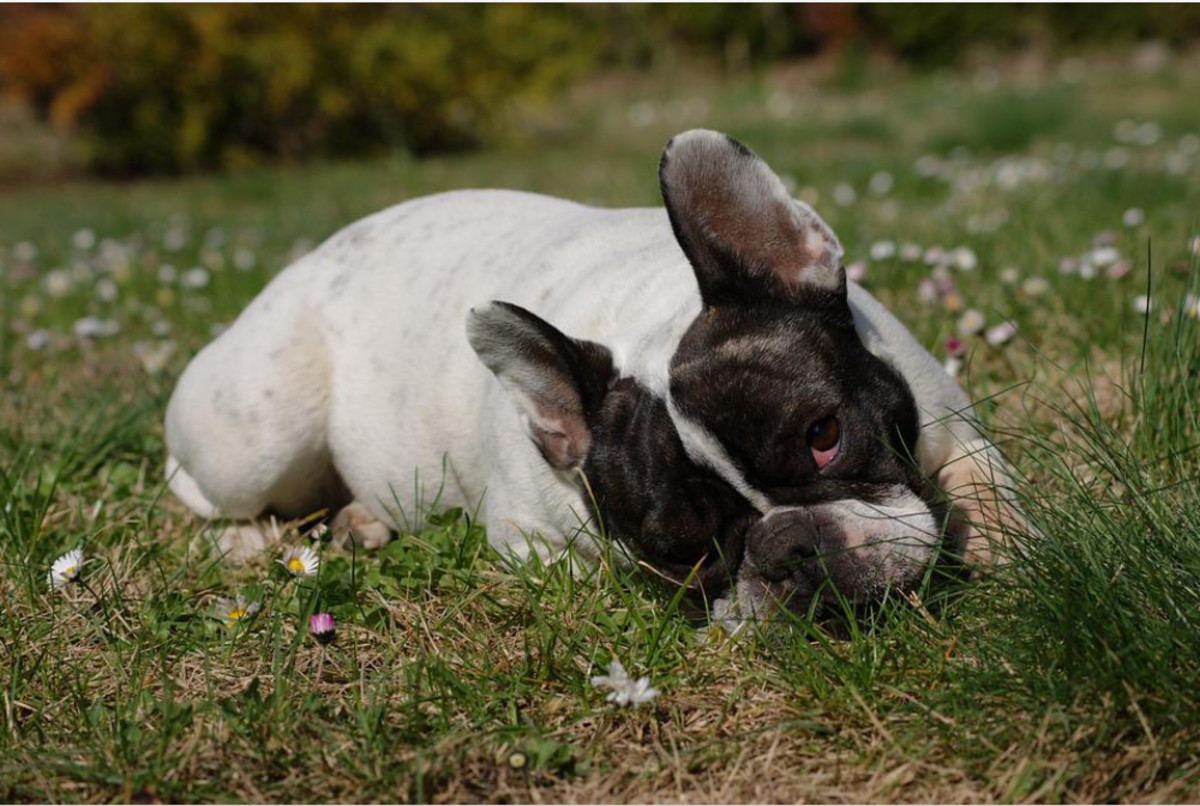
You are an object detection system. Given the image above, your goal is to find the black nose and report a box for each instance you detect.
[746,509,820,583]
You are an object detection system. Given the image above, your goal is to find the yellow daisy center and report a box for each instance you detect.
[227,608,247,621]
[287,558,306,573]
[63,566,77,578]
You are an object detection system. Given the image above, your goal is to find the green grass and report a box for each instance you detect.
[2,53,1200,802]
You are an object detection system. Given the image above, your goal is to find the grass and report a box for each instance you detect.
[2,51,1200,802]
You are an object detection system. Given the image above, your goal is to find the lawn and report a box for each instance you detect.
[2,53,1200,803]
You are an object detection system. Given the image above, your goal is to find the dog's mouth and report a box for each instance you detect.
[709,494,947,627]
[714,562,908,629]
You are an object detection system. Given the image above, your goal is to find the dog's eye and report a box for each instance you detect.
[808,416,841,469]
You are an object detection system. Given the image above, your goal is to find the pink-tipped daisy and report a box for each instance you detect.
[917,279,938,304]
[309,612,336,645]
[278,544,320,578]
[985,322,1018,347]
[1106,259,1133,281]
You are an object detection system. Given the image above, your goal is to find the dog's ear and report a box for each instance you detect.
[466,302,615,471]
[659,129,844,307]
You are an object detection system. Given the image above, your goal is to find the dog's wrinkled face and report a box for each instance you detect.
[468,130,942,621]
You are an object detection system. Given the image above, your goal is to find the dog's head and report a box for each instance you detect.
[467,130,940,622]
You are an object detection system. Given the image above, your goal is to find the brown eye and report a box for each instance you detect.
[808,416,841,468]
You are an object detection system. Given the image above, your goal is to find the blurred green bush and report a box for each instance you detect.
[0,4,604,174]
[1,3,1197,176]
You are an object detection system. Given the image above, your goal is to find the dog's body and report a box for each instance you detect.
[167,131,1021,620]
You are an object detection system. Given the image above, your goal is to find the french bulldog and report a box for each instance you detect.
[165,129,1026,623]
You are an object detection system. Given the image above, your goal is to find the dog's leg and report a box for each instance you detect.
[211,519,287,563]
[169,456,278,562]
[938,438,1030,565]
[330,501,393,550]
[165,287,349,522]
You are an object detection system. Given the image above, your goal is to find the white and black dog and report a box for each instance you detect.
[165,129,1025,622]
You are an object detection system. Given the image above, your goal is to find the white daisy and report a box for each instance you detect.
[25,330,50,351]
[213,594,260,625]
[869,240,896,261]
[957,309,986,337]
[233,248,256,272]
[1090,246,1120,268]
[44,269,73,299]
[132,340,176,374]
[1106,259,1133,281]
[590,660,659,709]
[13,241,38,263]
[73,228,96,250]
[868,170,894,196]
[1133,295,1152,315]
[1021,277,1050,297]
[951,246,978,272]
[1183,294,1198,320]
[181,267,210,290]
[1134,121,1161,146]
[278,544,320,578]
[48,548,84,590]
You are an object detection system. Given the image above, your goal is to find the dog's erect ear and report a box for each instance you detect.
[659,129,845,306]
[466,302,615,471]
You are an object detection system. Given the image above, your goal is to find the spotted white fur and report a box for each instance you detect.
[165,131,1018,616]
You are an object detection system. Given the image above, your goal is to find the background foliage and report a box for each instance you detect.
[2,3,1199,175]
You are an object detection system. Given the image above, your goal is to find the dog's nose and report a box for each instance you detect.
[745,509,820,583]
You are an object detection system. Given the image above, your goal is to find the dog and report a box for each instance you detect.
[164,129,1026,623]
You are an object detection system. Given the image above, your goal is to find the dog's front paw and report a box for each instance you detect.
[939,440,1035,568]
[211,520,281,562]
[331,501,392,550]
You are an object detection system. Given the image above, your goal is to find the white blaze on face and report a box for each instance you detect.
[665,397,773,514]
